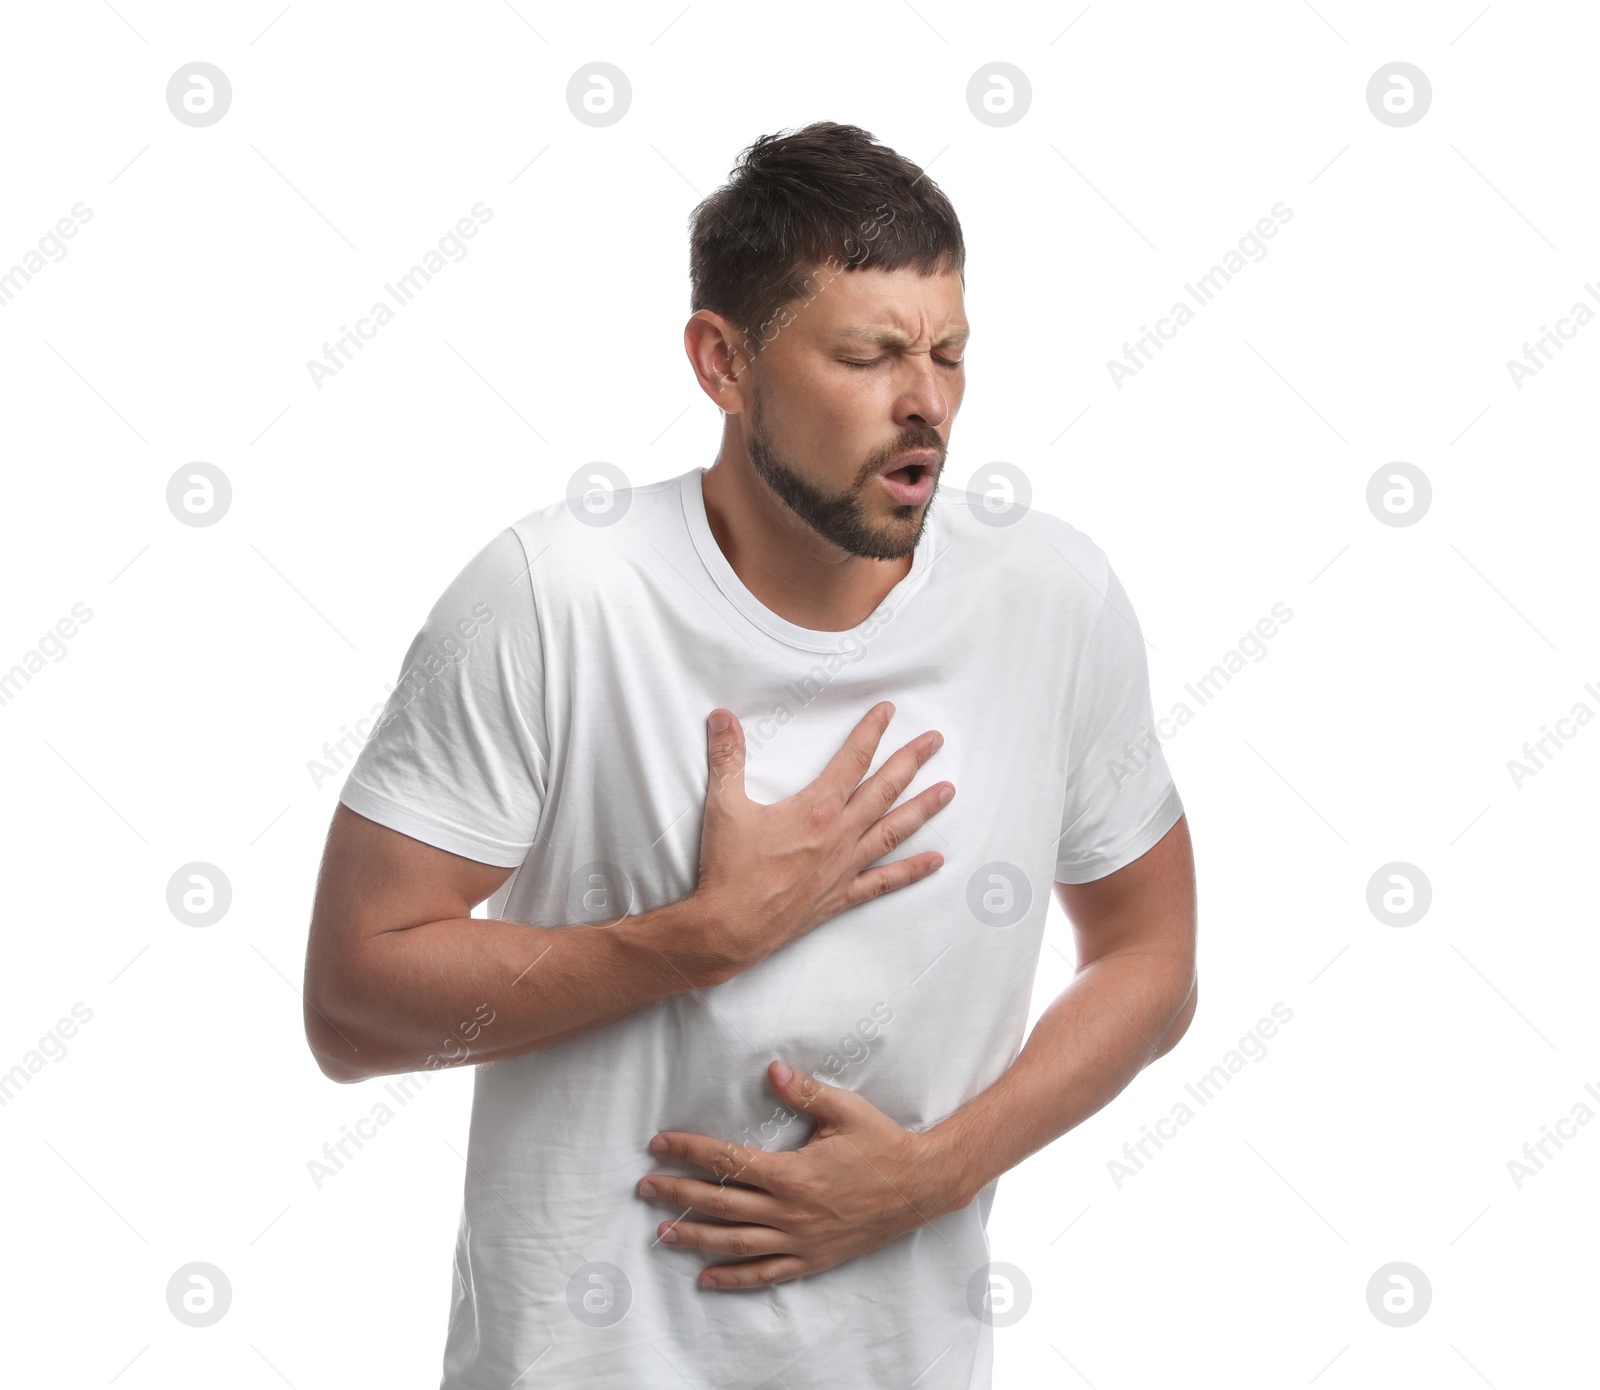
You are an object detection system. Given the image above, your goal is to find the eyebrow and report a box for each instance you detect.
[835,326,971,349]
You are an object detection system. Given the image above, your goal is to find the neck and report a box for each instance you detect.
[699,452,914,633]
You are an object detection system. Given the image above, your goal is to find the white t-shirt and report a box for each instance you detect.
[339,464,1183,1389]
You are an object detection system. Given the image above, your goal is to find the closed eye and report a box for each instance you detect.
[840,357,963,369]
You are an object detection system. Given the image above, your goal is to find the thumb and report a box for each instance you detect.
[769,1060,857,1128]
[705,708,746,801]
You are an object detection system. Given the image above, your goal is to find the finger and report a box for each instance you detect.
[851,777,955,873]
[650,1131,778,1189]
[637,1175,780,1225]
[656,1219,792,1258]
[842,727,946,833]
[769,1061,858,1126]
[700,1255,810,1290]
[846,846,947,909]
[836,777,955,905]
[704,708,746,801]
[811,701,894,804]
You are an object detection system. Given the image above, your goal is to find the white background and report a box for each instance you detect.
[2,1,1595,1385]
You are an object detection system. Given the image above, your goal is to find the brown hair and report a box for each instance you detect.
[688,121,965,366]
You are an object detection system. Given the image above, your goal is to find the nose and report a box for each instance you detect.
[895,360,950,430]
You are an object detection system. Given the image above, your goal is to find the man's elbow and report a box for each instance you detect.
[304,992,375,1084]
[1152,973,1198,1060]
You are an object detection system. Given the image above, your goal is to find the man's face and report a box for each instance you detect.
[740,264,967,561]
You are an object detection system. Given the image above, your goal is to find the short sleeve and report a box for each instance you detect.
[1054,560,1184,883]
[338,526,547,868]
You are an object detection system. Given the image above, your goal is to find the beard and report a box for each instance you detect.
[745,385,943,561]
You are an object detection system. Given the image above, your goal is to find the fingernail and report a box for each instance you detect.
[708,711,730,732]
[938,784,954,804]
[772,1061,792,1084]
[661,1227,678,1243]
[650,1135,668,1152]
[639,1180,656,1198]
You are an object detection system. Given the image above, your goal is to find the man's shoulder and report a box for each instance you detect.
[503,470,683,542]
[487,469,688,588]
[936,480,1113,613]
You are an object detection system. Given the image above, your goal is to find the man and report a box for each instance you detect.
[304,120,1196,1389]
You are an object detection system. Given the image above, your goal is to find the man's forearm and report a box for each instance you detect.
[309,896,727,1082]
[922,950,1197,1208]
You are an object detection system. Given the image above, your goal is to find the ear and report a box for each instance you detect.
[684,311,752,415]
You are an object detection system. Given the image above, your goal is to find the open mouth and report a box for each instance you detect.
[878,457,939,505]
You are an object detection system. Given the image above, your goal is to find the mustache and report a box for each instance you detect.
[864,436,945,477]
